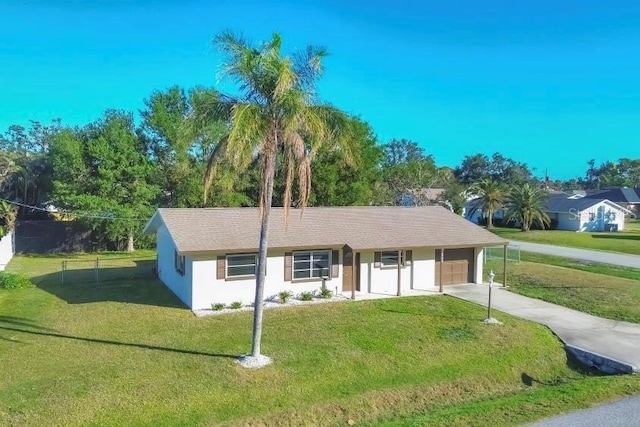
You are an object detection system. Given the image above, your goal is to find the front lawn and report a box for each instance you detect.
[2,256,640,426]
[485,257,640,323]
[491,226,640,255]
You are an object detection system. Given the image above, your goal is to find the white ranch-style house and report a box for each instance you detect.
[144,206,507,310]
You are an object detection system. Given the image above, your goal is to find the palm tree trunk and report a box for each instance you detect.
[250,153,277,358]
[487,210,493,229]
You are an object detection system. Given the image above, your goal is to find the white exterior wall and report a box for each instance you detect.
[156,224,191,307]
[553,202,626,232]
[190,249,343,310]
[474,247,484,284]
[555,212,580,231]
[0,232,14,271]
[358,248,438,295]
[578,202,626,232]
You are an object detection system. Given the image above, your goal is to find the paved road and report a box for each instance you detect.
[510,240,640,269]
[527,394,640,427]
[446,284,640,373]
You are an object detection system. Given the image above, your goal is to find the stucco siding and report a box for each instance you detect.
[556,212,581,231]
[190,249,343,310]
[358,249,434,294]
[0,232,14,271]
[156,224,191,307]
[578,202,626,232]
[409,248,436,290]
[474,247,484,284]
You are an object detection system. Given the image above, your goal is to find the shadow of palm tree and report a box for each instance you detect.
[0,316,56,331]
[0,325,240,359]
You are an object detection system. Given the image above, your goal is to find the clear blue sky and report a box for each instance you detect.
[2,0,640,180]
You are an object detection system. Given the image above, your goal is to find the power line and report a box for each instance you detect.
[0,197,148,221]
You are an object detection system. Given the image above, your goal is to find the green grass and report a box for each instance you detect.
[2,254,640,426]
[491,225,640,255]
[486,257,640,323]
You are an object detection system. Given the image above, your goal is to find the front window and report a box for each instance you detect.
[381,250,404,268]
[227,254,257,278]
[293,250,330,280]
[588,212,595,221]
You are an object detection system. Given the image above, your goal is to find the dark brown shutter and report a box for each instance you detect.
[331,250,339,278]
[216,255,225,280]
[405,250,412,266]
[374,251,381,268]
[284,252,292,281]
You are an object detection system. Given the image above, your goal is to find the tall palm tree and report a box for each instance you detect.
[504,184,550,231]
[0,200,17,234]
[468,178,505,229]
[182,32,351,364]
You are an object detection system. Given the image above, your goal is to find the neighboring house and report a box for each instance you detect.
[463,198,506,225]
[143,206,506,310]
[545,194,630,232]
[585,188,640,215]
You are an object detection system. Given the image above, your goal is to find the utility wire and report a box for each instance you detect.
[0,197,148,221]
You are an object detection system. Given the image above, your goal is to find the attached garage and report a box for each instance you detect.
[435,248,474,286]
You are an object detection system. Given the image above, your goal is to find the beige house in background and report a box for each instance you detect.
[144,206,507,310]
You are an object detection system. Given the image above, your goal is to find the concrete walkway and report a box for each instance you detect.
[446,284,640,373]
[510,240,640,269]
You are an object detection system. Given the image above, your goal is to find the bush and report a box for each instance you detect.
[230,301,243,310]
[278,290,293,304]
[318,287,333,299]
[211,303,225,311]
[0,272,34,290]
[298,291,314,301]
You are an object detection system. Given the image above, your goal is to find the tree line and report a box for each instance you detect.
[1,78,638,249]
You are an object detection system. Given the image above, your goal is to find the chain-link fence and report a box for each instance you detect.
[60,256,157,284]
[483,244,520,264]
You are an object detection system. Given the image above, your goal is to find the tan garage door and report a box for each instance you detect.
[435,248,474,286]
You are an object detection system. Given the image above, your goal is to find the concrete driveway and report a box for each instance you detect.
[509,240,640,269]
[446,284,640,373]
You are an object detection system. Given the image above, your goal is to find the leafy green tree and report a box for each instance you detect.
[504,184,550,231]
[308,117,383,206]
[50,111,159,251]
[381,139,449,205]
[455,152,535,186]
[468,178,505,229]
[0,119,61,205]
[182,32,352,362]
[140,86,244,208]
[439,181,468,215]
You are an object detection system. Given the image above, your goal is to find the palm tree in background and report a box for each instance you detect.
[504,184,550,231]
[182,32,352,363]
[0,200,18,235]
[468,178,505,229]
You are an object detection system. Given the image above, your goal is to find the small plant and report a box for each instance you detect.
[229,301,243,310]
[0,272,34,290]
[278,290,293,304]
[211,303,225,311]
[298,291,314,301]
[318,287,333,299]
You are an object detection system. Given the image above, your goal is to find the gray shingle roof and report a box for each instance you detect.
[544,195,607,213]
[144,206,507,254]
[585,188,640,204]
